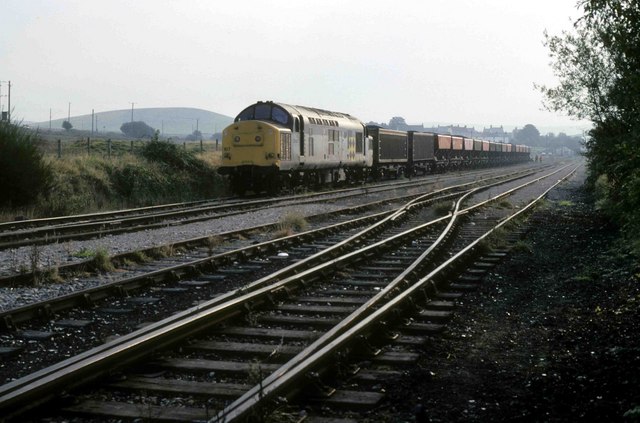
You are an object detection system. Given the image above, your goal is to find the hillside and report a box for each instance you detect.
[30,107,234,137]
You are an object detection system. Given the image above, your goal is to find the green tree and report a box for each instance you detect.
[388,117,407,130]
[514,124,541,145]
[120,121,156,138]
[185,129,202,141]
[62,120,73,131]
[538,0,640,248]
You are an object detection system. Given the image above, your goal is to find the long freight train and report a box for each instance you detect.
[218,101,530,195]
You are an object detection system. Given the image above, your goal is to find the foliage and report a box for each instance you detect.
[388,116,408,130]
[273,212,309,238]
[0,121,53,208]
[92,248,114,272]
[62,120,73,131]
[120,120,155,138]
[185,129,203,141]
[514,124,541,145]
[8,150,225,219]
[40,156,118,216]
[538,0,640,251]
[141,140,209,172]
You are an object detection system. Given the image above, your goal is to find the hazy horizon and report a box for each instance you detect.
[2,1,590,135]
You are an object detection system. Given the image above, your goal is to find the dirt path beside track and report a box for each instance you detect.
[378,168,640,422]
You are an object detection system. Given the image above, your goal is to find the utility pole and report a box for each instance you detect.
[68,102,71,123]
[91,109,95,135]
[0,81,10,122]
[130,102,135,122]
[49,108,52,131]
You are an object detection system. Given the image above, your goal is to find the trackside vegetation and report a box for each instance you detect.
[0,121,225,221]
[0,120,53,209]
[539,0,640,253]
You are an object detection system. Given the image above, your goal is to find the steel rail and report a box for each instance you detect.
[0,175,484,325]
[1,163,539,286]
[0,187,471,419]
[0,214,454,420]
[0,164,548,249]
[215,163,581,421]
[0,164,556,419]
[0,165,540,284]
[0,170,457,241]
[0,163,538,232]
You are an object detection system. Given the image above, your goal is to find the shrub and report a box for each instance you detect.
[279,212,309,232]
[141,140,204,172]
[0,121,53,208]
[92,248,114,272]
[40,156,116,216]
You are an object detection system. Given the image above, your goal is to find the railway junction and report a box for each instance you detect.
[0,159,637,422]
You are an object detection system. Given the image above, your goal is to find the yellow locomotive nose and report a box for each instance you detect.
[218,120,283,195]
[221,121,279,165]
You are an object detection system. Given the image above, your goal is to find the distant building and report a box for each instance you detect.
[370,118,512,142]
[424,125,480,138]
[482,125,511,143]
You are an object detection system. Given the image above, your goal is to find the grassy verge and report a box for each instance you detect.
[0,138,226,222]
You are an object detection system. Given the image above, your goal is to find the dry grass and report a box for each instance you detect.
[197,151,223,167]
[272,212,309,239]
[206,235,224,255]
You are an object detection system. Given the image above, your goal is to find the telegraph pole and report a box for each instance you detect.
[0,80,10,121]
[130,102,135,122]
[7,81,10,122]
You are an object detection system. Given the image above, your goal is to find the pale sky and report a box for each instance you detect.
[2,0,587,134]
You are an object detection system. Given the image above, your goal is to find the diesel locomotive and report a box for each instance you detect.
[218,101,530,195]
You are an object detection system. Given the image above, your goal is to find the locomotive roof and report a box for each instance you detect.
[258,101,363,124]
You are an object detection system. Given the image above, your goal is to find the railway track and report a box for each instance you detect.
[0,161,579,421]
[0,164,550,287]
[0,163,544,252]
[0,174,489,381]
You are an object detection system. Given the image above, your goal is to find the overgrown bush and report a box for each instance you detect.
[0,134,226,220]
[141,140,206,172]
[0,121,53,208]
[39,156,118,216]
[138,140,223,199]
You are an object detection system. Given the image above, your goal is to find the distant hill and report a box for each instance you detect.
[31,107,234,137]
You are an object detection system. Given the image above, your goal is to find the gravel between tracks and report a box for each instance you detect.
[0,202,346,311]
[374,167,640,421]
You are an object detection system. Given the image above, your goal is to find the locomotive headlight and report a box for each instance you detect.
[255,136,262,142]
[233,136,241,143]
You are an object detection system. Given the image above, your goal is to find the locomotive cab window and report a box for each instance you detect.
[235,106,255,121]
[271,107,289,126]
[234,103,291,128]
[254,103,271,120]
